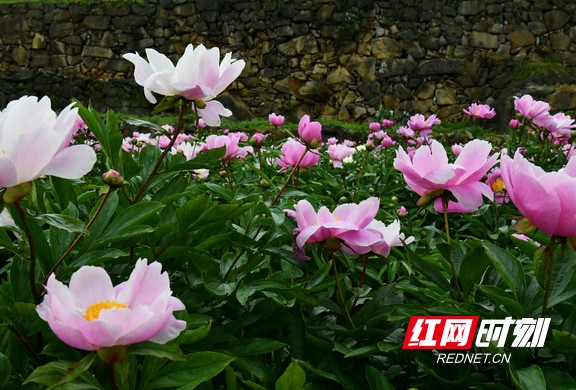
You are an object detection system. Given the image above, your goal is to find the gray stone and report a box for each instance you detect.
[327,67,354,86]
[82,46,113,59]
[372,37,402,59]
[544,9,570,30]
[469,32,499,49]
[49,22,74,39]
[458,1,486,15]
[31,32,47,49]
[435,88,456,105]
[508,29,535,48]
[551,32,571,50]
[11,46,27,66]
[347,55,376,81]
[417,59,463,75]
[378,59,415,76]
[84,15,110,30]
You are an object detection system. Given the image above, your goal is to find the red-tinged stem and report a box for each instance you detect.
[42,187,114,292]
[352,255,369,310]
[270,147,309,207]
[133,102,186,203]
[332,252,356,329]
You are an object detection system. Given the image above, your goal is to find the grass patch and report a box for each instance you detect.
[512,60,574,82]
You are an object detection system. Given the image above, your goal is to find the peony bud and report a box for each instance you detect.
[102,169,124,187]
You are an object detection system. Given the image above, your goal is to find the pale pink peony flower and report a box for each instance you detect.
[327,144,355,168]
[298,115,322,148]
[533,112,575,137]
[513,94,550,121]
[381,119,395,127]
[500,152,576,237]
[326,137,338,145]
[286,197,381,251]
[407,114,440,137]
[394,139,498,213]
[511,233,541,247]
[463,103,496,119]
[269,113,285,127]
[276,139,319,172]
[342,219,414,257]
[36,259,186,351]
[123,44,245,126]
[0,96,96,188]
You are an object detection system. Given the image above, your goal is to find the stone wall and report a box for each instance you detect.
[1,0,576,124]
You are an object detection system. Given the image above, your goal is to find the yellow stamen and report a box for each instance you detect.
[491,178,505,193]
[84,300,127,321]
[475,109,480,116]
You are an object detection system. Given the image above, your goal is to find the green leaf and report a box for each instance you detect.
[403,245,450,291]
[168,147,226,172]
[146,352,235,390]
[513,364,545,390]
[275,361,306,390]
[129,341,186,361]
[0,351,11,389]
[100,201,163,238]
[482,242,525,299]
[365,365,394,390]
[476,285,524,317]
[541,366,576,390]
[69,249,127,267]
[123,117,164,132]
[35,214,88,234]
[23,352,96,389]
[222,338,287,357]
[459,246,491,298]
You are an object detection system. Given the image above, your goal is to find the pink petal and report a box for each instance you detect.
[69,266,116,309]
[38,144,97,179]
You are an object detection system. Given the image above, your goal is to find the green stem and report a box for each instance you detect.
[442,198,463,302]
[109,364,118,390]
[134,102,186,203]
[332,252,356,329]
[14,201,40,304]
[42,187,114,291]
[223,162,236,192]
[542,236,556,318]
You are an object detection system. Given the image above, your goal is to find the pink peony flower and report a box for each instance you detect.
[123,44,245,126]
[397,126,414,138]
[0,96,96,189]
[269,113,285,127]
[250,132,266,146]
[397,206,407,216]
[286,198,381,251]
[407,114,440,137]
[298,115,322,148]
[451,143,463,156]
[368,122,381,132]
[36,259,186,351]
[500,152,576,237]
[381,119,395,127]
[394,139,498,213]
[513,94,550,121]
[486,167,508,203]
[276,139,319,172]
[202,134,242,160]
[327,144,355,168]
[463,103,496,119]
[509,119,519,129]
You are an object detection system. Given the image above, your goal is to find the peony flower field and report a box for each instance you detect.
[2,44,576,389]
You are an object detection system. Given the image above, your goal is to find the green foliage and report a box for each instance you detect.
[1,102,576,390]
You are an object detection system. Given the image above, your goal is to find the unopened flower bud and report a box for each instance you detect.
[260,179,270,188]
[3,182,32,204]
[102,169,124,187]
[193,99,206,109]
[97,345,128,365]
[339,196,348,203]
[368,188,375,194]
